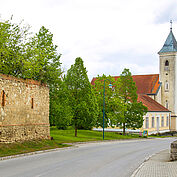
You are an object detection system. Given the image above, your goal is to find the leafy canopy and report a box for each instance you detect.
[93,69,147,134]
[92,74,115,128]
[0,18,61,85]
[65,57,98,136]
[115,68,147,133]
[0,17,67,129]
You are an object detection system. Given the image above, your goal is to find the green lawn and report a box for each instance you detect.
[50,127,141,143]
[0,139,68,157]
[0,127,142,157]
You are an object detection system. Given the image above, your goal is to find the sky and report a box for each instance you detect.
[1,0,177,80]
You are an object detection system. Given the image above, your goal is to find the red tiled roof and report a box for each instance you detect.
[132,74,160,94]
[91,74,160,95]
[137,94,170,112]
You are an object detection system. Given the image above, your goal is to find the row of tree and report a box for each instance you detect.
[0,18,147,136]
[52,59,147,136]
[94,70,147,135]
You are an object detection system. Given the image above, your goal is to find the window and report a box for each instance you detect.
[151,117,154,128]
[156,116,160,131]
[161,116,164,127]
[1,90,5,107]
[145,117,149,128]
[166,116,169,127]
[165,81,169,91]
[31,98,34,109]
[165,60,169,66]
[165,100,168,109]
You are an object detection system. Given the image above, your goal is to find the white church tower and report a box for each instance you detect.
[158,21,177,130]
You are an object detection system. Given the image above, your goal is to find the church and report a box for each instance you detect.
[91,24,177,134]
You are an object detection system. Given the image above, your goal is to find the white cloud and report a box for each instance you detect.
[0,0,176,80]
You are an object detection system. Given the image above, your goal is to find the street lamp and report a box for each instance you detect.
[103,79,112,140]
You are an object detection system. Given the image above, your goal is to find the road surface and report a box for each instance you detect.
[0,138,176,177]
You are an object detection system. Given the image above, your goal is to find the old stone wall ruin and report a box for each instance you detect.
[0,74,50,143]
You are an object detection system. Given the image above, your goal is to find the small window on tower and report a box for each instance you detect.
[165,60,169,66]
[165,100,168,109]
[165,81,169,91]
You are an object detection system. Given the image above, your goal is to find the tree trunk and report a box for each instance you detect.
[123,123,126,135]
[75,127,77,137]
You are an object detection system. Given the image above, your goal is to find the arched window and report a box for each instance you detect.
[165,60,169,66]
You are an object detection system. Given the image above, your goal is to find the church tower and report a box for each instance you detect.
[158,21,177,130]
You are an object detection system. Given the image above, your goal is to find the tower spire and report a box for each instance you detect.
[170,20,173,32]
[158,20,177,53]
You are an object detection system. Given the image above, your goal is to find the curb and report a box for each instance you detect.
[0,146,77,161]
[131,162,145,177]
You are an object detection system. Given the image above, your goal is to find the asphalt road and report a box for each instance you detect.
[0,138,176,177]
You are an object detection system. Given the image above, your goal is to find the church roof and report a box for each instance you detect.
[137,94,170,112]
[158,30,177,53]
[91,74,160,95]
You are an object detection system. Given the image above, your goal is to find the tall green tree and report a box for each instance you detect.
[25,26,62,84]
[65,57,98,136]
[0,18,62,84]
[28,26,69,128]
[49,81,73,129]
[92,75,115,128]
[115,68,147,135]
[0,17,67,128]
[0,18,30,76]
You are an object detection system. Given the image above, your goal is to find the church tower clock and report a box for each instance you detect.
[158,21,177,130]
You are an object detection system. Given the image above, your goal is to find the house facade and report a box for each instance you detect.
[0,74,50,142]
[138,95,171,134]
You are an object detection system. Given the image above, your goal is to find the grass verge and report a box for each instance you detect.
[50,127,142,143]
[0,139,69,157]
[0,127,143,157]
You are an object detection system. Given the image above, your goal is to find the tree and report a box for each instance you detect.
[125,102,147,129]
[0,18,62,84]
[65,57,98,136]
[24,26,62,84]
[0,18,30,77]
[28,26,69,128]
[0,17,66,128]
[92,75,115,128]
[49,81,73,129]
[115,68,147,135]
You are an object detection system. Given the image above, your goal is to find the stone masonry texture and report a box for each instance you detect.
[0,74,50,143]
[170,140,177,161]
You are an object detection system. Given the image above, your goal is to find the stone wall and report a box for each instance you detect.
[170,140,177,161]
[0,74,50,143]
